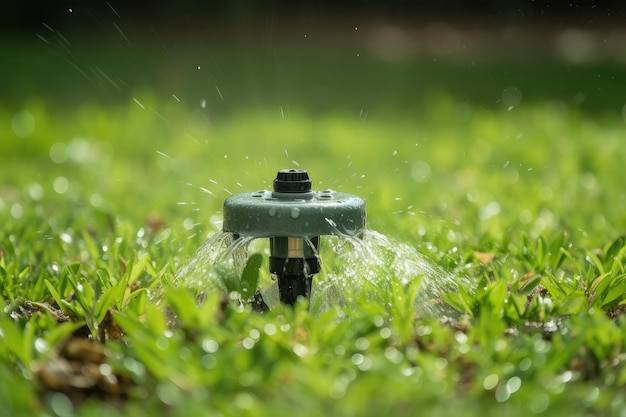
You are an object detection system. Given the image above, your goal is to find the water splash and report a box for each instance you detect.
[313,230,465,317]
[175,229,466,318]
[175,231,255,293]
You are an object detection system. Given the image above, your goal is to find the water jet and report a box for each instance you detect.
[223,169,366,305]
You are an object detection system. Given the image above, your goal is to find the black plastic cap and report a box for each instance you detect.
[273,169,312,193]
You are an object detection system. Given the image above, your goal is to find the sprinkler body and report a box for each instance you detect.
[223,169,366,305]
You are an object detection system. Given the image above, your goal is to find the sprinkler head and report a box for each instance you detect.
[223,169,366,305]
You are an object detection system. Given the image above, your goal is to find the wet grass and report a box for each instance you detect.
[2,33,626,416]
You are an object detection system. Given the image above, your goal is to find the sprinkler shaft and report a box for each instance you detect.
[286,237,304,258]
[269,236,320,305]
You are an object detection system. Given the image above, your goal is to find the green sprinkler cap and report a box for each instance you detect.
[223,169,366,238]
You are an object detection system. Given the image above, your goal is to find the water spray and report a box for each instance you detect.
[223,169,366,305]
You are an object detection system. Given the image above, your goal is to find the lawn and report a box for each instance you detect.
[2,19,626,416]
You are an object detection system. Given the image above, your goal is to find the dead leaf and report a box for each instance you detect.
[118,255,128,278]
[474,251,495,264]
[145,213,164,235]
[7,300,70,322]
[35,337,133,405]
[607,305,626,318]
[98,309,123,343]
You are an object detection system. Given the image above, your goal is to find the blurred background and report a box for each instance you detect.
[2,1,626,248]
[3,1,626,111]
[4,0,626,31]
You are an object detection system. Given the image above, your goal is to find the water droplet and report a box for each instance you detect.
[583,386,600,406]
[34,338,49,354]
[50,392,73,417]
[325,218,337,227]
[411,161,431,183]
[133,97,145,110]
[454,331,468,344]
[519,357,532,371]
[355,337,370,350]
[293,344,308,357]
[123,357,146,377]
[50,142,68,163]
[26,182,42,201]
[201,354,217,369]
[416,325,432,336]
[506,376,522,394]
[264,323,277,335]
[502,86,522,108]
[12,111,35,138]
[242,338,255,349]
[478,201,501,221]
[384,346,402,363]
[401,367,415,377]
[351,353,364,365]
[60,233,72,244]
[234,393,255,410]
[483,374,499,390]
[183,218,195,230]
[201,338,219,353]
[290,208,300,219]
[495,385,510,402]
[10,203,23,219]
[156,381,182,406]
[99,363,112,377]
[268,207,277,217]
[329,379,347,399]
[155,336,169,350]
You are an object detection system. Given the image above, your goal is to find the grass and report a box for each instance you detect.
[2,27,626,416]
